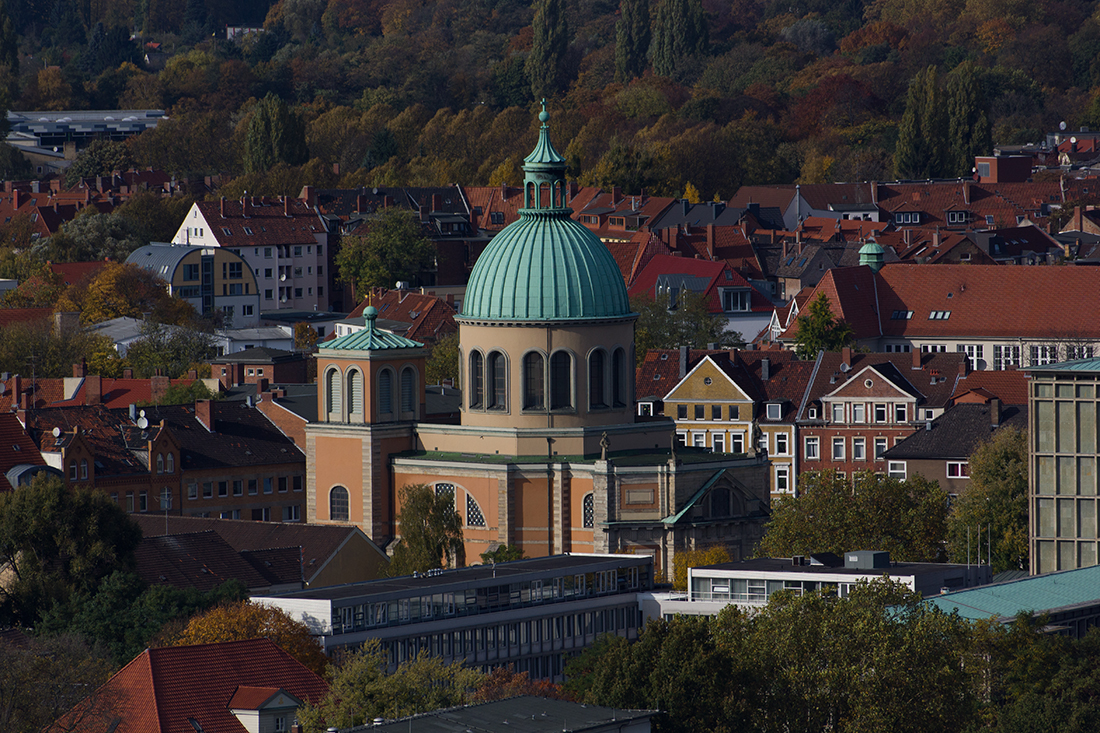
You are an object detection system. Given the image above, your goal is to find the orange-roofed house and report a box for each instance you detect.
[56,638,327,733]
[628,254,774,341]
[779,256,1100,370]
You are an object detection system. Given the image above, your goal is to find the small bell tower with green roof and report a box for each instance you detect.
[522,100,569,211]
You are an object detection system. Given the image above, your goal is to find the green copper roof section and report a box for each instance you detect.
[523,100,566,167]
[926,564,1100,621]
[462,105,631,321]
[323,306,424,351]
[858,240,885,272]
[462,211,631,320]
[663,470,724,524]
[1028,357,1100,372]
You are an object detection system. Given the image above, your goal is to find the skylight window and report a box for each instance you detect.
[928,310,951,320]
[222,227,232,235]
[891,310,914,320]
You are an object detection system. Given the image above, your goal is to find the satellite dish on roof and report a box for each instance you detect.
[1061,121,1068,131]
[139,409,146,418]
[1072,137,1078,144]
[840,362,851,372]
[52,427,61,438]
[137,417,149,429]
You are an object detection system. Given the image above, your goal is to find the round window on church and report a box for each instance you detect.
[704,377,713,386]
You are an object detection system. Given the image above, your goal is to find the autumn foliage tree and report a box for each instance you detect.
[171,601,329,676]
[388,484,466,576]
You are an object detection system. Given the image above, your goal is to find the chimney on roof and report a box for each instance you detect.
[242,195,251,218]
[30,180,40,194]
[85,375,101,406]
[356,194,366,214]
[963,181,971,205]
[612,186,622,205]
[11,189,20,208]
[781,240,788,260]
[958,358,968,377]
[841,346,852,368]
[706,224,715,259]
[679,345,689,380]
[73,360,86,378]
[151,375,170,403]
[256,378,269,395]
[187,369,197,380]
[431,193,441,212]
[761,357,771,381]
[933,227,941,248]
[871,181,879,205]
[123,368,132,379]
[681,199,690,216]
[284,195,291,217]
[301,185,315,207]
[195,399,214,431]
[991,398,1001,428]
[220,196,226,218]
[912,348,922,370]
[568,180,578,201]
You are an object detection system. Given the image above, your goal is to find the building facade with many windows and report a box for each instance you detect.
[256,554,652,680]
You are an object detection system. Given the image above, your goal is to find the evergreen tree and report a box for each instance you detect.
[946,61,992,178]
[649,0,708,78]
[526,0,569,100]
[792,292,855,357]
[615,0,650,83]
[895,66,949,179]
[244,93,310,174]
[0,0,18,75]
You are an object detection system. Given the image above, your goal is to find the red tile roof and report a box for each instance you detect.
[58,638,328,733]
[952,370,1030,405]
[0,413,46,491]
[346,287,457,342]
[194,197,324,247]
[628,254,770,314]
[0,308,53,328]
[135,531,289,592]
[50,260,109,286]
[62,378,198,409]
[228,686,285,710]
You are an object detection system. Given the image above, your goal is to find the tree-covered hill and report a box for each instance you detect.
[3,0,1094,199]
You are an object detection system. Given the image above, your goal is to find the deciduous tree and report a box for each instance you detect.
[946,427,1028,573]
[792,291,855,357]
[425,332,458,385]
[759,470,949,562]
[388,483,465,576]
[63,140,137,187]
[631,291,742,355]
[298,639,483,731]
[123,322,216,380]
[58,262,196,326]
[170,600,329,676]
[671,545,730,591]
[336,208,434,294]
[34,212,147,264]
[480,544,525,564]
[0,473,142,627]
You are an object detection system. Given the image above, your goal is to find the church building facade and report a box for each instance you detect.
[305,107,771,576]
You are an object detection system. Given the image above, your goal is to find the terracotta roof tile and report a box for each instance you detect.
[227,686,284,710]
[59,638,327,733]
[0,413,46,491]
[135,531,275,592]
[194,198,324,247]
[952,370,1030,405]
[0,308,53,328]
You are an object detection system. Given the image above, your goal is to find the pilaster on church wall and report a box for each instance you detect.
[592,460,613,553]
[305,434,317,523]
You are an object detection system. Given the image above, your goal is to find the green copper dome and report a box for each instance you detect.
[462,103,631,322]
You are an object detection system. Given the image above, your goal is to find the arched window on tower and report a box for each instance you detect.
[330,486,349,521]
[469,352,484,409]
[589,350,606,409]
[326,368,342,420]
[378,369,393,415]
[582,493,594,528]
[401,367,416,414]
[488,352,506,410]
[523,352,545,409]
[348,369,363,419]
[612,348,627,407]
[466,493,486,526]
[550,351,572,410]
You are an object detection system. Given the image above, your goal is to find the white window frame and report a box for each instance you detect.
[831,403,844,423]
[946,461,970,479]
[887,461,907,479]
[1030,344,1057,366]
[766,403,782,420]
[852,403,865,423]
[852,437,866,461]
[712,433,725,453]
[993,344,1021,371]
[774,432,789,455]
[804,436,820,460]
[874,437,888,459]
[832,437,845,461]
[775,466,791,493]
[874,404,888,423]
[894,404,907,423]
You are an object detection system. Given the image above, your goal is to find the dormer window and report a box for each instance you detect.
[946,211,968,225]
[765,403,781,420]
[490,212,504,225]
[721,288,750,312]
[895,212,919,225]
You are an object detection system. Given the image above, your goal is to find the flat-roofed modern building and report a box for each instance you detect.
[255,553,652,680]
[640,551,990,620]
